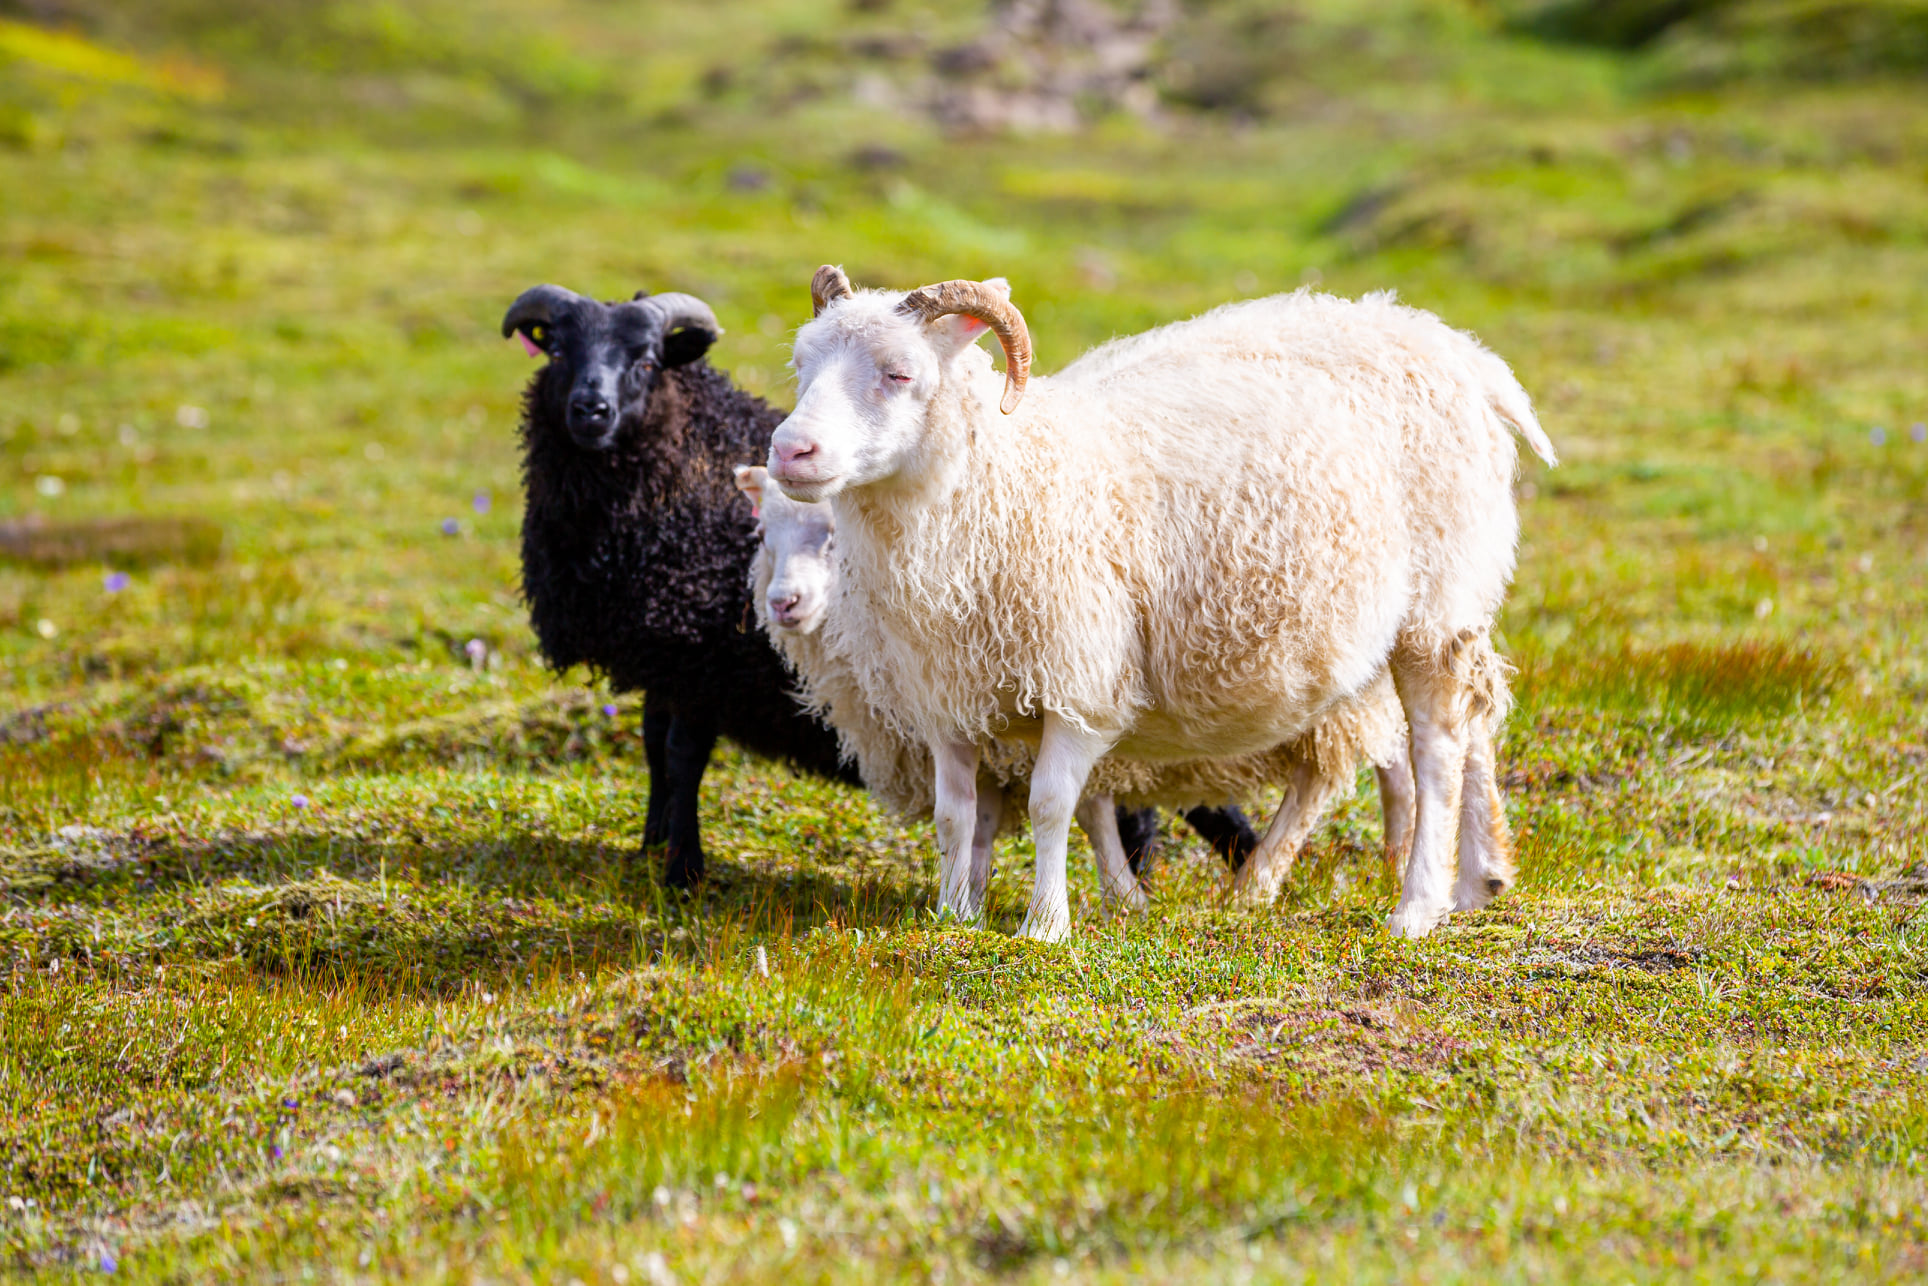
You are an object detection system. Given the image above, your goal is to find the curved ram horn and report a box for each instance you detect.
[646,291,723,342]
[811,264,854,316]
[501,284,583,340]
[895,279,1032,414]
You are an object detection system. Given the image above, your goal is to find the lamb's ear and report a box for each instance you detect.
[649,292,723,369]
[632,289,651,300]
[732,464,766,517]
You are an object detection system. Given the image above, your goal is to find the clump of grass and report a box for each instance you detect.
[0,516,224,570]
[1516,638,1844,730]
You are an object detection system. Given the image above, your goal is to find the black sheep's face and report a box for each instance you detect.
[505,287,721,452]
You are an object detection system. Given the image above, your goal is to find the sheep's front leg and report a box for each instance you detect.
[659,705,718,889]
[967,769,1007,911]
[1074,793,1149,914]
[641,692,672,850]
[1387,649,1470,938]
[1020,713,1117,942]
[932,739,984,925]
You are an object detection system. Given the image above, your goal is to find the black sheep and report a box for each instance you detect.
[506,284,857,887]
[503,283,1258,889]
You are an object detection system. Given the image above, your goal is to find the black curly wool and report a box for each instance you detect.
[520,358,856,776]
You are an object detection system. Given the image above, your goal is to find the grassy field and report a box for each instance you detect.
[3,0,1926,1280]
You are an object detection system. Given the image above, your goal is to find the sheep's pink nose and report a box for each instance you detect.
[769,592,803,624]
[773,437,817,467]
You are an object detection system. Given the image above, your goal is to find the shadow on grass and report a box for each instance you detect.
[9,826,931,997]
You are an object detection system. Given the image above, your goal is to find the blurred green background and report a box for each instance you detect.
[4,3,1928,1282]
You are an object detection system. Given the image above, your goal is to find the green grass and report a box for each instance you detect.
[3,0,1927,1280]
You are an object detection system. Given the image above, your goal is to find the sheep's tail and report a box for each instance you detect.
[1475,349,1557,467]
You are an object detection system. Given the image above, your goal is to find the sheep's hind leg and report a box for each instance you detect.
[1183,805,1262,872]
[1374,743,1416,883]
[1233,757,1342,906]
[966,770,1007,913]
[1075,794,1149,914]
[1020,713,1118,942]
[660,706,718,889]
[1387,645,1471,938]
[1453,715,1514,911]
[1115,806,1162,878]
[932,740,985,925]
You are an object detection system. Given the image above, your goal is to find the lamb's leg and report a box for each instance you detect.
[1182,805,1262,872]
[966,769,1006,911]
[1453,715,1515,911]
[1387,645,1471,938]
[641,692,672,850]
[1115,806,1162,878]
[1020,713,1117,942]
[932,739,984,924]
[1374,744,1416,882]
[1076,793,1149,914]
[1232,758,1343,905]
[660,705,718,889]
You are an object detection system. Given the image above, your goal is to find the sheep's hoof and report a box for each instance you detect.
[1385,903,1450,939]
[1017,906,1071,943]
[1230,871,1283,907]
[1453,871,1514,912]
[934,901,987,930]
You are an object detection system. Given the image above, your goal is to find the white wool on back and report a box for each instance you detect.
[811,288,1548,763]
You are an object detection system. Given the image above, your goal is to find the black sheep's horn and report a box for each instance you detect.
[501,284,583,340]
[646,292,722,342]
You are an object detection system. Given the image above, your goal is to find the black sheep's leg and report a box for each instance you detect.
[1183,805,1262,873]
[1114,806,1163,879]
[642,691,672,850]
[661,705,719,889]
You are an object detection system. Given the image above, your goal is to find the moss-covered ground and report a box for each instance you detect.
[2,1,1926,1280]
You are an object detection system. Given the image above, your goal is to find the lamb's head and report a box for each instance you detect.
[502,285,721,451]
[768,266,1031,501]
[733,464,835,634]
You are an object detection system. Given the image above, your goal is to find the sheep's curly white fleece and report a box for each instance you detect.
[751,539,1407,827]
[808,288,1549,771]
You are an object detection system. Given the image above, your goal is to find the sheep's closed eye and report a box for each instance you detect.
[885,371,913,385]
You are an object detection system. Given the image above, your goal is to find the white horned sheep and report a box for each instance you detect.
[768,267,1552,941]
[732,463,1418,922]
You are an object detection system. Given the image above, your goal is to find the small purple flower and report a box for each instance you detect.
[1870,426,1887,446]
[602,703,619,718]
[103,571,131,593]
[99,1251,117,1274]
[291,794,309,809]
[473,490,492,514]
[282,1098,298,1110]
[441,518,461,537]
[1913,422,1927,444]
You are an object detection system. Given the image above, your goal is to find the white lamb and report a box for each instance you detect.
[768,268,1550,941]
[733,463,1417,919]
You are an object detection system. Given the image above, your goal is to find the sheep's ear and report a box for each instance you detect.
[732,464,766,517]
[649,292,723,369]
[633,289,651,300]
[662,324,718,369]
[927,312,991,355]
